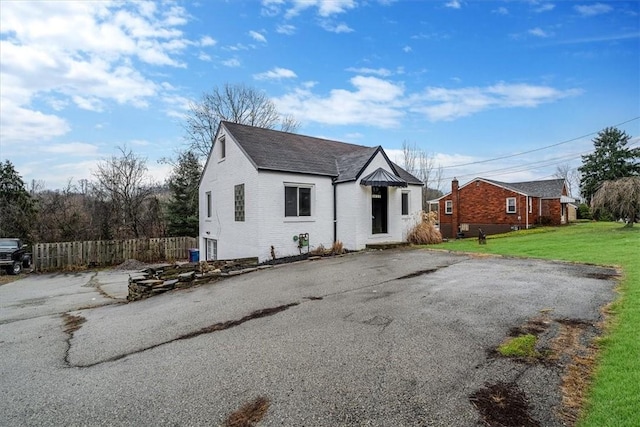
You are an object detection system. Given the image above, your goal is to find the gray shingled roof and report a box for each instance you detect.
[222,121,422,185]
[484,178,566,198]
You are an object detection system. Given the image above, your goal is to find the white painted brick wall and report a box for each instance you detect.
[200,129,424,261]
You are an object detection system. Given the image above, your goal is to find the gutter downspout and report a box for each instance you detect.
[332,179,337,243]
[526,196,529,229]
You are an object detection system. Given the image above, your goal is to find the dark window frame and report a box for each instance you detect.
[284,185,312,217]
[401,192,409,216]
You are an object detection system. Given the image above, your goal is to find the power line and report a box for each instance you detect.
[440,139,640,182]
[440,116,640,169]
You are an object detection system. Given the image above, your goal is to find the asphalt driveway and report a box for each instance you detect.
[0,248,617,426]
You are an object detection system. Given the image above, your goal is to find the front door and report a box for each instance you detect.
[371,186,388,234]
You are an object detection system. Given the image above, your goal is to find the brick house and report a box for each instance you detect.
[436,177,574,239]
[199,122,423,262]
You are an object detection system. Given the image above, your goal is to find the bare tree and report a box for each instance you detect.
[93,146,155,238]
[554,163,580,198]
[401,141,444,209]
[184,83,300,158]
[592,176,640,226]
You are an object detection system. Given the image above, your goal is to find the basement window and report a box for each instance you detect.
[445,200,453,215]
[506,197,516,214]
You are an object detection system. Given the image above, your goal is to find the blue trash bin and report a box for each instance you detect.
[188,249,199,263]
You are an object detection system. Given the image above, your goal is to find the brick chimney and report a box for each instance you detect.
[451,178,459,238]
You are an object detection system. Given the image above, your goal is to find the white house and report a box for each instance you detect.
[198,122,423,262]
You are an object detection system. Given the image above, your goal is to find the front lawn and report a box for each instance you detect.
[430,222,639,426]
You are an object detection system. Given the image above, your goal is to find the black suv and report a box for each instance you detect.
[0,238,32,275]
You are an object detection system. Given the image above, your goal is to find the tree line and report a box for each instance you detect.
[2,84,638,242]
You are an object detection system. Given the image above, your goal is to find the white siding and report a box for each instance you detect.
[199,126,260,260]
[255,171,334,261]
[336,153,423,250]
[199,129,423,261]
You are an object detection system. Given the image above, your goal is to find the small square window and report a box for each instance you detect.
[401,192,409,215]
[234,184,244,221]
[445,200,453,214]
[506,197,516,213]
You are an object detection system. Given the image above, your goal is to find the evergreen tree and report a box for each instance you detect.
[166,151,202,237]
[579,127,640,202]
[0,160,36,239]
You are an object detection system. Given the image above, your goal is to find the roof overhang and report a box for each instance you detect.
[560,195,575,203]
[360,168,407,187]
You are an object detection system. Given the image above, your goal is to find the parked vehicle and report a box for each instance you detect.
[0,238,32,275]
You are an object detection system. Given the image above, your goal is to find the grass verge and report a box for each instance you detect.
[430,221,639,426]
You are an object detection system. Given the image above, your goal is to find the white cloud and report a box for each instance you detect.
[493,7,509,15]
[199,36,216,46]
[254,67,298,81]
[412,83,582,121]
[0,98,70,143]
[249,30,267,43]
[198,52,212,61]
[42,142,100,156]
[345,67,392,77]
[445,0,461,9]
[574,3,612,17]
[320,21,354,33]
[276,24,296,35]
[403,46,412,53]
[528,27,551,38]
[280,0,357,18]
[222,58,241,67]
[274,76,406,128]
[0,1,194,144]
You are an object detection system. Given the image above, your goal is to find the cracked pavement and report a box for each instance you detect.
[0,249,617,426]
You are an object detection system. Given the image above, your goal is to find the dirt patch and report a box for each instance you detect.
[113,259,149,271]
[224,396,270,427]
[508,317,551,337]
[548,319,598,424]
[470,381,540,427]
[62,313,86,334]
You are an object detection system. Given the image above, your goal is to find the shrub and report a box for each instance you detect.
[577,203,592,220]
[407,211,442,245]
[331,240,344,255]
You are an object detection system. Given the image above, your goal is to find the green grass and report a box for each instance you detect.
[430,222,640,426]
[498,334,539,358]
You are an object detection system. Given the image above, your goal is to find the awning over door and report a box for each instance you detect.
[560,195,575,203]
[360,168,408,187]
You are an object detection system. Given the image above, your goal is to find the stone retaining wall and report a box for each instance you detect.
[127,257,259,301]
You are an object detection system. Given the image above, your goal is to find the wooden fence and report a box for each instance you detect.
[32,237,198,271]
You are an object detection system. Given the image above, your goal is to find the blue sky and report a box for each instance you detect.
[1,0,638,193]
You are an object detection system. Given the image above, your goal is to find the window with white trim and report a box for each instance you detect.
[206,192,212,218]
[445,200,453,214]
[219,136,226,159]
[285,185,312,217]
[401,192,410,216]
[528,197,532,213]
[506,197,516,213]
